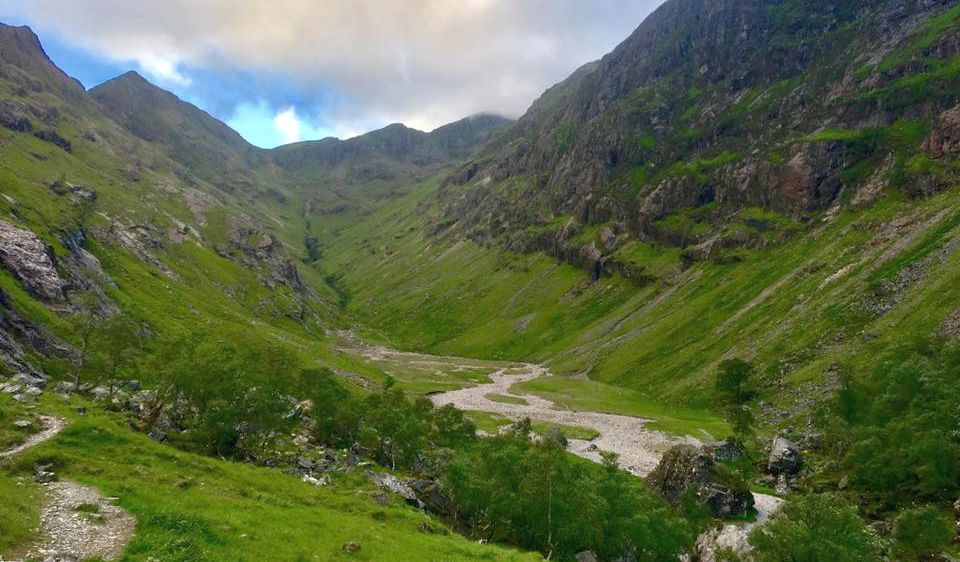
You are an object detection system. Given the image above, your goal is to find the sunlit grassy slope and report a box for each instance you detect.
[0,395,541,562]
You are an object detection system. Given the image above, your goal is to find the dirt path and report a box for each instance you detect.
[25,481,136,562]
[0,416,67,460]
[1,415,135,562]
[430,364,700,476]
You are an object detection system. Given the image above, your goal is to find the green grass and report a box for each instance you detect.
[510,376,728,439]
[463,411,599,441]
[3,398,541,562]
[529,421,600,441]
[484,393,529,406]
[0,471,39,555]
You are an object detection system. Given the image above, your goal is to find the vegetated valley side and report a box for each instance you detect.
[1,1,960,561]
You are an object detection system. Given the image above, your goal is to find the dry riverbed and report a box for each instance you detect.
[429,363,700,476]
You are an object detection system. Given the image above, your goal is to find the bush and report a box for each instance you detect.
[445,431,691,561]
[748,494,881,562]
[830,345,960,507]
[893,506,954,561]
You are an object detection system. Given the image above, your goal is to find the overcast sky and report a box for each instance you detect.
[0,0,664,147]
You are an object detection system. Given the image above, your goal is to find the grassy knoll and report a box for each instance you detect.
[484,393,529,406]
[510,376,729,439]
[0,396,541,562]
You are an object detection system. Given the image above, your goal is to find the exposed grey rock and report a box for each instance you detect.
[647,444,754,519]
[13,371,46,389]
[302,474,330,487]
[576,551,599,562]
[14,419,32,429]
[768,437,801,476]
[408,478,457,516]
[927,103,960,159]
[34,463,56,483]
[0,220,65,300]
[54,381,78,394]
[704,440,744,463]
[365,471,419,506]
[0,381,22,393]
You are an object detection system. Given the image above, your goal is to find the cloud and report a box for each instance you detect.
[1,0,666,137]
[227,100,333,148]
[137,53,192,86]
[274,107,301,144]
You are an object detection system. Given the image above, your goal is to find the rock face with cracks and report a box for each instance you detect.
[0,220,65,301]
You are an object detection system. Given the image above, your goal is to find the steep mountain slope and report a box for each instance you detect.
[310,0,960,418]
[441,0,960,277]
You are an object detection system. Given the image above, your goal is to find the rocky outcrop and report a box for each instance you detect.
[647,444,754,519]
[767,437,801,476]
[927,104,960,159]
[217,217,311,296]
[107,221,179,280]
[0,220,65,300]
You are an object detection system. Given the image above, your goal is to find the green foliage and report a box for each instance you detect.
[445,433,691,561]
[893,506,954,561]
[553,123,576,152]
[714,359,757,444]
[748,494,881,562]
[828,344,960,507]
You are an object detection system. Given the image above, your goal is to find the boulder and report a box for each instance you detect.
[576,551,599,562]
[0,221,65,300]
[647,444,754,519]
[365,471,419,506]
[408,478,457,516]
[12,372,46,389]
[767,437,801,476]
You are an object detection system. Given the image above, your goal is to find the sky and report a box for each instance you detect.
[0,0,665,148]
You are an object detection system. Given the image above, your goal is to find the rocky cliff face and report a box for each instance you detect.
[440,0,960,275]
[0,220,66,301]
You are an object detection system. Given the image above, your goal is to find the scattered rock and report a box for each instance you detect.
[341,542,361,554]
[767,437,801,476]
[34,463,56,483]
[14,419,32,429]
[27,481,136,561]
[0,220,66,300]
[302,474,330,487]
[54,381,78,394]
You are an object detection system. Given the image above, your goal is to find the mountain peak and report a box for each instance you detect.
[0,22,84,95]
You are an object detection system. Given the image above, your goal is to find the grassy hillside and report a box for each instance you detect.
[314,167,960,424]
[0,396,541,562]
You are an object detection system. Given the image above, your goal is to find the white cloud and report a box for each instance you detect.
[2,0,667,134]
[137,53,192,86]
[273,107,301,144]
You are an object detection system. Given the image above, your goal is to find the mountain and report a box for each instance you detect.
[441,0,960,273]
[90,71,265,184]
[2,3,960,560]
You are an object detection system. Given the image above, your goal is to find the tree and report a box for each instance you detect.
[714,358,756,442]
[893,506,954,561]
[748,494,882,562]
